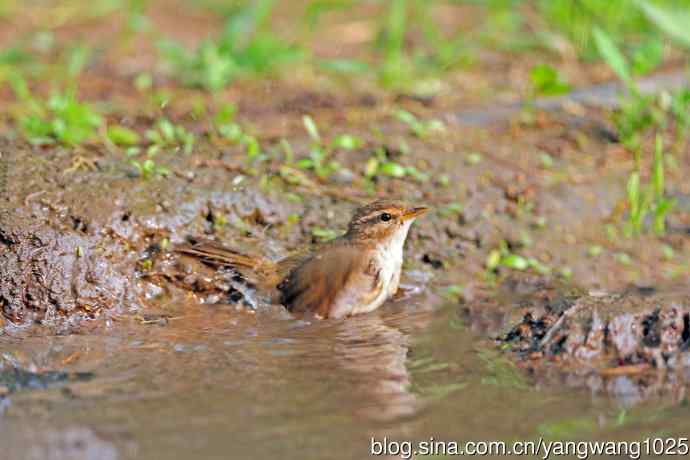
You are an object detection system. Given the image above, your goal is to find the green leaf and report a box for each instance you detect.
[311,227,339,241]
[465,152,482,165]
[592,26,631,85]
[159,119,175,142]
[445,284,464,300]
[501,254,529,270]
[527,257,551,274]
[587,245,603,257]
[486,249,501,271]
[627,172,641,216]
[134,73,153,92]
[107,125,140,146]
[653,134,665,198]
[654,198,674,235]
[438,202,463,217]
[302,115,320,142]
[65,45,92,78]
[636,0,690,48]
[530,64,571,96]
[214,103,237,126]
[631,39,663,76]
[20,91,101,146]
[379,162,406,178]
[218,123,243,141]
[331,134,362,150]
[295,158,313,169]
[405,166,429,182]
[365,157,379,177]
[244,135,260,160]
[395,109,417,126]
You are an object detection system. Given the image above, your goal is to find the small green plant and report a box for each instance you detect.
[159,0,302,91]
[364,146,428,182]
[670,89,690,152]
[18,90,102,146]
[295,115,362,179]
[438,202,464,218]
[377,0,412,88]
[131,158,170,180]
[145,118,195,155]
[651,135,675,235]
[311,226,340,242]
[625,171,649,236]
[592,26,677,236]
[636,0,690,49]
[521,64,571,124]
[212,104,264,164]
[107,125,141,147]
[587,245,604,257]
[529,64,571,97]
[372,0,474,90]
[443,284,464,301]
[538,0,663,59]
[394,110,444,138]
[592,26,666,163]
[625,134,675,236]
[486,241,550,275]
[465,152,482,165]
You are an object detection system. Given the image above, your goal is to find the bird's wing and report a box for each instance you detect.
[278,242,381,319]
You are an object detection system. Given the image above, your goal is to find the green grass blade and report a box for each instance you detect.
[636,0,690,48]
[592,26,631,86]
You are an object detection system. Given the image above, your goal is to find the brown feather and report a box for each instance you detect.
[175,238,279,289]
[277,241,373,318]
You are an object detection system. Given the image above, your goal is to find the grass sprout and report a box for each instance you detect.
[295,115,362,179]
[131,158,170,180]
[18,89,102,146]
[145,118,195,155]
[395,110,444,138]
[159,0,302,91]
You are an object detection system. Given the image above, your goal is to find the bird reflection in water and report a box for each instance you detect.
[329,307,433,422]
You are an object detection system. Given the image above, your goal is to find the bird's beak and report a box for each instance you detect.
[402,206,429,221]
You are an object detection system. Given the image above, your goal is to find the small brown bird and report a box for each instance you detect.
[176,199,428,319]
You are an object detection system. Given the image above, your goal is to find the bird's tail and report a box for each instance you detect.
[175,237,276,287]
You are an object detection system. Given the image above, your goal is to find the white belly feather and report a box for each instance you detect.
[348,219,413,316]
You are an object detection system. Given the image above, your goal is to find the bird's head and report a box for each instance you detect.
[345,199,428,248]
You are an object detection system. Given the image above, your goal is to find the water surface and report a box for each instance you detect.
[2,293,689,460]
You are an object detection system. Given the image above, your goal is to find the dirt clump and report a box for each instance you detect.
[502,289,690,371]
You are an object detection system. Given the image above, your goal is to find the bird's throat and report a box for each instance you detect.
[373,219,414,294]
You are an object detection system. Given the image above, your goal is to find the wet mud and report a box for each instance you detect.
[466,283,690,403]
[503,289,690,370]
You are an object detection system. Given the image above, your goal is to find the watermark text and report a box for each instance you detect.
[370,436,689,459]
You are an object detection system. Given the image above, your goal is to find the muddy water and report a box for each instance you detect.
[2,291,689,460]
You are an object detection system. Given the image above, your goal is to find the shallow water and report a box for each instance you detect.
[2,291,690,460]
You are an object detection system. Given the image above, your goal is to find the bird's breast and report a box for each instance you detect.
[373,246,403,297]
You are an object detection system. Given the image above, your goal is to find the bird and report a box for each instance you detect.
[175,199,428,319]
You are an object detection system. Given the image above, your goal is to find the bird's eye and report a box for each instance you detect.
[380,212,392,222]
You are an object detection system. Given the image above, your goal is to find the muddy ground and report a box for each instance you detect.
[1,0,690,395]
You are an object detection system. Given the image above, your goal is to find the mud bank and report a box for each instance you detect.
[0,141,226,328]
[0,139,437,330]
[499,287,690,394]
